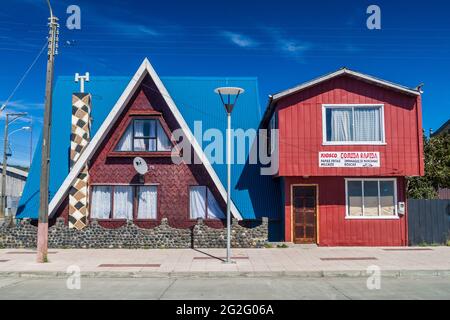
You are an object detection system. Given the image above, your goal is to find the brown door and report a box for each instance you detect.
[292,186,317,244]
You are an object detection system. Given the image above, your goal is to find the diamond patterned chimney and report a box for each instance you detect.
[68,93,91,230]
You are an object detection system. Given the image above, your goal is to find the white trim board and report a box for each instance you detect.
[0,166,28,178]
[272,68,420,102]
[48,58,243,220]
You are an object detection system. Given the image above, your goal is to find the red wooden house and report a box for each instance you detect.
[263,68,424,246]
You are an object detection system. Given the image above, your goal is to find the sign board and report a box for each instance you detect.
[319,152,380,168]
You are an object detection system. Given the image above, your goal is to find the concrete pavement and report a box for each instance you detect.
[0,246,449,278]
[0,276,449,299]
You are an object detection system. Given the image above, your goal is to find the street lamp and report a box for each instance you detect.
[0,113,28,221]
[214,86,244,264]
[8,126,31,139]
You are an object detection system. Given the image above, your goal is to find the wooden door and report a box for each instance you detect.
[293,186,317,244]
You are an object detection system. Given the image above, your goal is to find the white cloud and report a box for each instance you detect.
[0,100,43,111]
[0,100,43,121]
[222,31,258,48]
[114,23,161,37]
[264,27,312,60]
[280,40,311,54]
[137,25,160,36]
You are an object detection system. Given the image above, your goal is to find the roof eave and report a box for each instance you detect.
[271,69,421,103]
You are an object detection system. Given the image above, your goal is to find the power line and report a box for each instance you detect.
[1,41,47,110]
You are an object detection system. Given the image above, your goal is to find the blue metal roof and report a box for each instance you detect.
[16,74,281,222]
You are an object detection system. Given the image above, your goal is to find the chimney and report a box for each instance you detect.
[68,73,92,230]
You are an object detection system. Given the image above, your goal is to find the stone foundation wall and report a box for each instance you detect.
[0,217,268,249]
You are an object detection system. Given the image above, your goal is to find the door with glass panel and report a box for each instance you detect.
[292,186,317,244]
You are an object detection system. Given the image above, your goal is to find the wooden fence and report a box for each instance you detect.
[408,199,450,245]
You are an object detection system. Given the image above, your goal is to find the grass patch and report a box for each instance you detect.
[276,244,289,249]
[263,243,274,248]
[418,242,444,247]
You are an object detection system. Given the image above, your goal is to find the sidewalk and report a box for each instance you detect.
[0,246,449,278]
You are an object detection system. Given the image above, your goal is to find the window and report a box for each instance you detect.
[113,186,134,219]
[346,179,397,218]
[137,186,157,219]
[115,119,171,152]
[90,186,112,219]
[323,105,384,144]
[90,185,157,220]
[189,186,225,220]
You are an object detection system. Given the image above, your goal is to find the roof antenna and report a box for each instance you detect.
[74,72,90,93]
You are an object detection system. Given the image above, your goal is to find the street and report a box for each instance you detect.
[0,276,449,300]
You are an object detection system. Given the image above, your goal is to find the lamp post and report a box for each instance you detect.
[214,87,244,263]
[0,113,28,220]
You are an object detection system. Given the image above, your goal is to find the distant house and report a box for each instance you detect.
[431,119,450,137]
[0,166,28,216]
[431,119,450,199]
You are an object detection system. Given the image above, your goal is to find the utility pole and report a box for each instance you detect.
[37,0,59,263]
[29,116,33,168]
[0,115,8,221]
[0,113,27,221]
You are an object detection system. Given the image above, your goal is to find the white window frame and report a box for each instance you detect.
[322,104,386,146]
[345,178,399,220]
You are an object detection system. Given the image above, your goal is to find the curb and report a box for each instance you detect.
[0,269,449,279]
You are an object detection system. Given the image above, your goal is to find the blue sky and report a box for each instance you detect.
[1,0,450,167]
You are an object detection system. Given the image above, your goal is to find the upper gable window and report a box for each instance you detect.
[322,105,385,145]
[115,119,171,152]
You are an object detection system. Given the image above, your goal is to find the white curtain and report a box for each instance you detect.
[115,124,133,151]
[330,109,352,142]
[157,122,171,151]
[207,188,225,219]
[134,120,146,151]
[113,186,133,219]
[90,186,112,219]
[190,186,206,219]
[354,108,381,141]
[137,186,157,219]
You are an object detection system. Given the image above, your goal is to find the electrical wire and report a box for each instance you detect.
[1,41,47,110]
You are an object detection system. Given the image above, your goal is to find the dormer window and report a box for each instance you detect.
[115,119,171,152]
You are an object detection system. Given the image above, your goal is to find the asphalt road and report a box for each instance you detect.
[0,276,449,300]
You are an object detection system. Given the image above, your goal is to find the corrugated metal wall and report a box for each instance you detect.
[438,188,450,200]
[408,199,450,245]
[0,174,26,197]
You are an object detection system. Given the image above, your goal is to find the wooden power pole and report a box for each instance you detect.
[36,4,59,263]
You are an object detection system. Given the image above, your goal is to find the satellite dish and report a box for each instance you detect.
[133,157,148,175]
